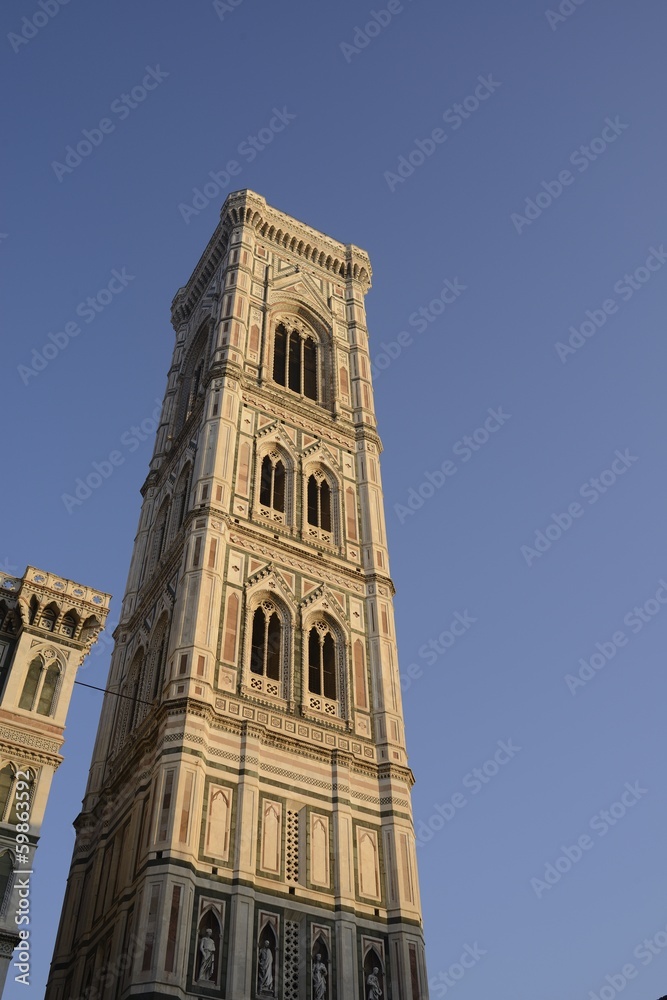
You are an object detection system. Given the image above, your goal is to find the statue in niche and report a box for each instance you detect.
[198,928,216,982]
[366,967,383,1000]
[312,953,328,1000]
[257,938,274,994]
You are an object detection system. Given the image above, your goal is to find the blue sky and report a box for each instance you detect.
[2,0,667,996]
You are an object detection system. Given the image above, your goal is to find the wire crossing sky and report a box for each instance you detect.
[1,1,667,997]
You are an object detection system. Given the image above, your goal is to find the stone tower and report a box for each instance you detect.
[46,190,429,1000]
[0,565,109,993]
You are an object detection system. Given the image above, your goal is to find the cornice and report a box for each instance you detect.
[171,189,372,328]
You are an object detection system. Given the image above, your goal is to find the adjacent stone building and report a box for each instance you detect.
[0,565,109,992]
[46,189,429,999]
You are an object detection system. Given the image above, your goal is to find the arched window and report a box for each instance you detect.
[0,604,17,635]
[40,606,57,632]
[19,656,60,715]
[0,851,13,915]
[36,662,59,715]
[113,649,145,750]
[307,474,332,533]
[259,455,285,513]
[127,651,145,731]
[272,323,318,400]
[28,596,39,624]
[186,359,205,423]
[172,464,192,536]
[19,658,41,710]
[80,615,101,645]
[151,499,171,570]
[0,765,14,819]
[308,623,337,700]
[146,616,170,703]
[250,605,282,681]
[61,610,78,638]
[176,327,209,433]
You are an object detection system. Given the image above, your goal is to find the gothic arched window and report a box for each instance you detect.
[273,323,318,401]
[172,464,192,537]
[146,615,170,703]
[175,325,210,434]
[0,851,13,915]
[250,605,282,681]
[40,606,57,632]
[61,610,78,638]
[19,656,60,715]
[308,623,337,700]
[0,765,14,819]
[28,596,39,624]
[307,475,332,533]
[150,499,171,571]
[259,455,285,513]
[36,662,59,715]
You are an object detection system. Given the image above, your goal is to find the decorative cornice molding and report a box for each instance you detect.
[171,189,371,327]
[0,724,61,757]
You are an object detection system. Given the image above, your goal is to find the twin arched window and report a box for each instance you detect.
[256,457,337,542]
[245,602,341,712]
[250,604,282,680]
[259,456,285,513]
[306,474,332,532]
[272,324,318,401]
[19,656,59,715]
[307,622,337,700]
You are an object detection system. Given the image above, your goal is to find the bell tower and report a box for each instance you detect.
[0,565,109,993]
[46,190,429,1000]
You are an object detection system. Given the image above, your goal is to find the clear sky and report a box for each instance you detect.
[2,0,667,996]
